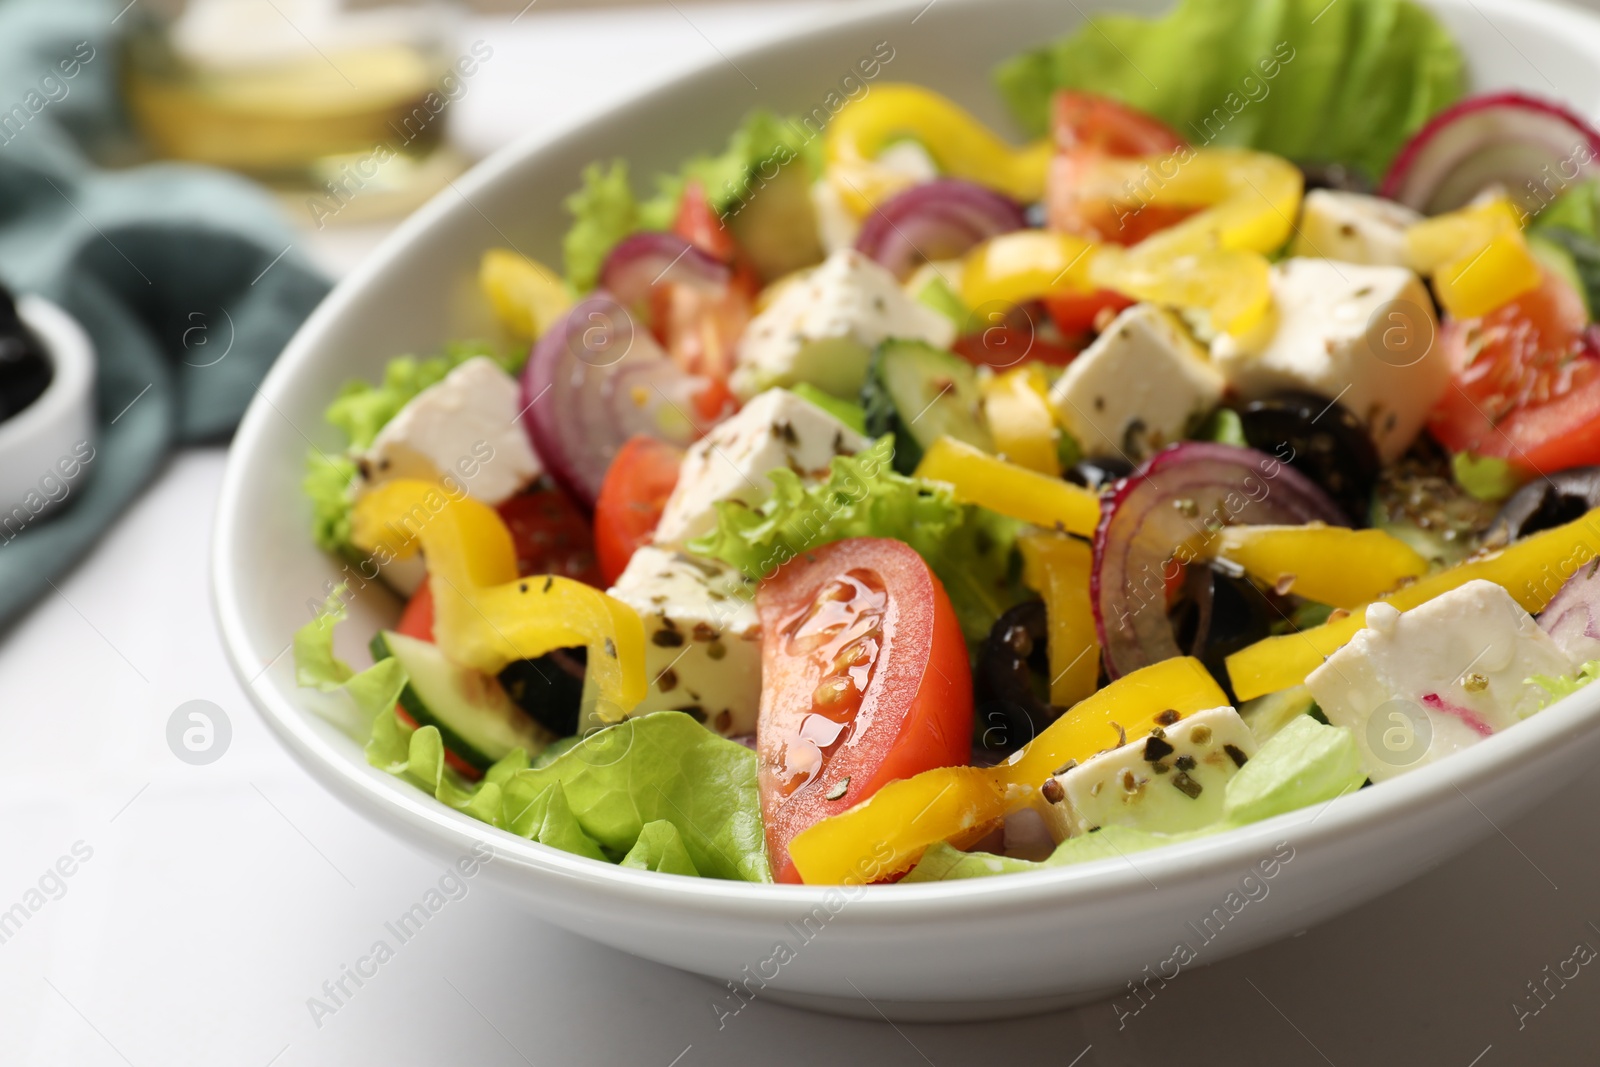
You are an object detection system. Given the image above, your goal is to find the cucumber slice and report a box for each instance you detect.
[371,631,552,769]
[862,339,993,474]
[1528,233,1591,317]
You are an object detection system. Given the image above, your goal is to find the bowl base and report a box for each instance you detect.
[756,983,1116,1022]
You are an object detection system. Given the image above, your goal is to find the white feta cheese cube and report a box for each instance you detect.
[1211,259,1448,462]
[607,546,762,736]
[1049,304,1224,459]
[356,356,541,506]
[654,387,870,545]
[1291,190,1421,267]
[730,249,956,401]
[1038,706,1257,842]
[1306,580,1575,782]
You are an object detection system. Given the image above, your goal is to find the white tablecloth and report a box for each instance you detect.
[4,5,1599,1064]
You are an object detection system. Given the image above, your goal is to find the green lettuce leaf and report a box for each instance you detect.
[562,110,820,292]
[621,821,702,876]
[292,591,409,737]
[906,717,1365,882]
[994,0,1464,176]
[365,709,769,881]
[1528,659,1600,708]
[563,161,644,295]
[688,436,1025,641]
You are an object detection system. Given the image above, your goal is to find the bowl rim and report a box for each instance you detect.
[214,0,1600,920]
[0,295,95,457]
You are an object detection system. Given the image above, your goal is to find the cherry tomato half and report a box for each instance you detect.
[756,538,973,883]
[1428,267,1600,475]
[652,180,762,384]
[1047,91,1190,244]
[593,435,685,586]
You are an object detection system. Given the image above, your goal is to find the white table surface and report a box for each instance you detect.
[5,4,1600,1065]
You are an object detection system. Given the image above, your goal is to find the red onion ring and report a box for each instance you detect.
[598,232,731,310]
[855,178,1028,281]
[520,291,706,507]
[1381,91,1600,215]
[1091,442,1348,679]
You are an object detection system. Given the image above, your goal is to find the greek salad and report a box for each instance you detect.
[296,0,1600,885]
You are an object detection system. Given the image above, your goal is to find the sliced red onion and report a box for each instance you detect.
[1538,558,1600,664]
[1091,442,1348,679]
[598,231,730,310]
[855,179,1028,281]
[520,291,706,507]
[1381,92,1600,215]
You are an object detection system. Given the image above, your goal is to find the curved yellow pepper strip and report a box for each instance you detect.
[1226,507,1600,702]
[350,480,646,720]
[1405,196,1541,319]
[825,84,1052,215]
[960,148,1301,335]
[788,657,1228,885]
[913,436,1101,538]
[1206,525,1429,610]
[1018,533,1100,708]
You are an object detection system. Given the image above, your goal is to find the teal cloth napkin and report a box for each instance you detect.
[0,0,330,630]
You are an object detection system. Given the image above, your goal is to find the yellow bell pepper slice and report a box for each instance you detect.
[1018,533,1100,707]
[1404,196,1542,320]
[959,149,1294,335]
[1089,246,1273,336]
[1226,507,1600,701]
[961,231,1097,309]
[913,436,1101,537]
[479,248,571,341]
[1076,148,1303,259]
[1205,525,1430,609]
[788,657,1228,884]
[982,366,1060,476]
[350,480,647,720]
[825,84,1052,215]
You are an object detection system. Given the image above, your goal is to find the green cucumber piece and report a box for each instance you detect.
[861,339,993,474]
[1528,233,1591,318]
[371,631,551,770]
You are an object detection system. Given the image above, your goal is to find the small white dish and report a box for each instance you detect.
[0,296,96,531]
[213,0,1600,1021]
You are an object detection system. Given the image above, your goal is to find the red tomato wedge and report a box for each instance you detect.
[951,325,1084,369]
[651,181,762,386]
[593,435,684,585]
[1047,92,1187,241]
[396,579,435,641]
[756,539,973,884]
[496,486,602,587]
[1428,267,1600,474]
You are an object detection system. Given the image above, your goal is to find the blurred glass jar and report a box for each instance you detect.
[121,0,466,221]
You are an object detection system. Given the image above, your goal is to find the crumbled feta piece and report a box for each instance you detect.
[1049,304,1224,459]
[1306,580,1575,782]
[607,546,762,736]
[1291,190,1421,267]
[653,387,869,545]
[1038,706,1257,842]
[730,249,956,401]
[1211,259,1447,463]
[356,356,540,506]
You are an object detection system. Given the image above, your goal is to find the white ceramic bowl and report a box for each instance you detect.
[214,0,1600,1021]
[0,296,96,525]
